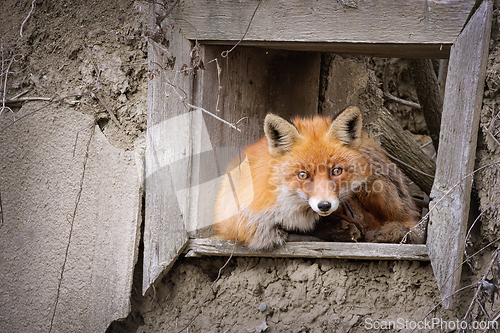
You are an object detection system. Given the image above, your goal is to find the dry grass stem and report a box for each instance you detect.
[0,187,3,229]
[1,51,15,116]
[221,0,264,58]
[92,90,122,128]
[20,0,37,37]
[149,55,241,131]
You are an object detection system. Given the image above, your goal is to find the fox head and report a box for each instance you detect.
[264,106,371,217]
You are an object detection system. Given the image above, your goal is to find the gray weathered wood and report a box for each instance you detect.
[427,1,492,309]
[185,239,429,261]
[143,6,194,294]
[171,0,475,59]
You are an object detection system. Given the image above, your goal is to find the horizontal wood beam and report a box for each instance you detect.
[185,239,429,261]
[170,0,475,59]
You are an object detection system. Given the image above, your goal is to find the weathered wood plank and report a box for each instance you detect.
[143,7,193,294]
[171,0,475,58]
[185,239,429,261]
[427,1,493,309]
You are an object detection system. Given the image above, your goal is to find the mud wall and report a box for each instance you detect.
[0,0,147,332]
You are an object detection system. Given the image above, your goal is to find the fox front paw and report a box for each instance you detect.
[248,225,288,250]
[307,213,363,242]
[365,222,418,243]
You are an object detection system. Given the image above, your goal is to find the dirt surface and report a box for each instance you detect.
[2,0,500,332]
[475,3,500,245]
[133,257,439,333]
[0,0,148,150]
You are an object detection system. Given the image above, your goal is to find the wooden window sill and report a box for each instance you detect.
[184,238,429,261]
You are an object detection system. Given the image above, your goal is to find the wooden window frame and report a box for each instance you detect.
[144,0,493,309]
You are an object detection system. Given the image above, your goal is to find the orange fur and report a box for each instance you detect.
[214,106,424,249]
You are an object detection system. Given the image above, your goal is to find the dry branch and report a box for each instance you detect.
[382,59,421,110]
[20,0,37,37]
[408,58,443,150]
[372,108,436,195]
[1,51,15,116]
[5,96,53,107]
[0,187,3,228]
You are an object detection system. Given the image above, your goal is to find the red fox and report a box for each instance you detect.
[214,106,424,249]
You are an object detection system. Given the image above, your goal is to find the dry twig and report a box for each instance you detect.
[410,282,480,333]
[460,244,500,333]
[484,125,500,148]
[20,0,37,37]
[149,58,241,131]
[401,161,500,244]
[205,58,222,113]
[484,108,500,148]
[5,96,53,107]
[382,59,421,110]
[409,243,500,333]
[0,94,83,133]
[440,235,500,296]
[0,187,3,229]
[91,90,121,128]
[221,0,264,58]
[1,51,15,116]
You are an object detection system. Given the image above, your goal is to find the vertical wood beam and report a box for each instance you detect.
[143,7,194,294]
[427,1,492,309]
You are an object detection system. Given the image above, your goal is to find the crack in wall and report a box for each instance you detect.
[49,124,95,333]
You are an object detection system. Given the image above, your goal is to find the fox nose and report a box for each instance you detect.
[317,201,332,212]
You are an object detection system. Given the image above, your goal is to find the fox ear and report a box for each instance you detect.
[329,105,363,147]
[264,114,301,156]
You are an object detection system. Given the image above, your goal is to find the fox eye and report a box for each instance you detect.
[331,167,343,177]
[297,171,309,180]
